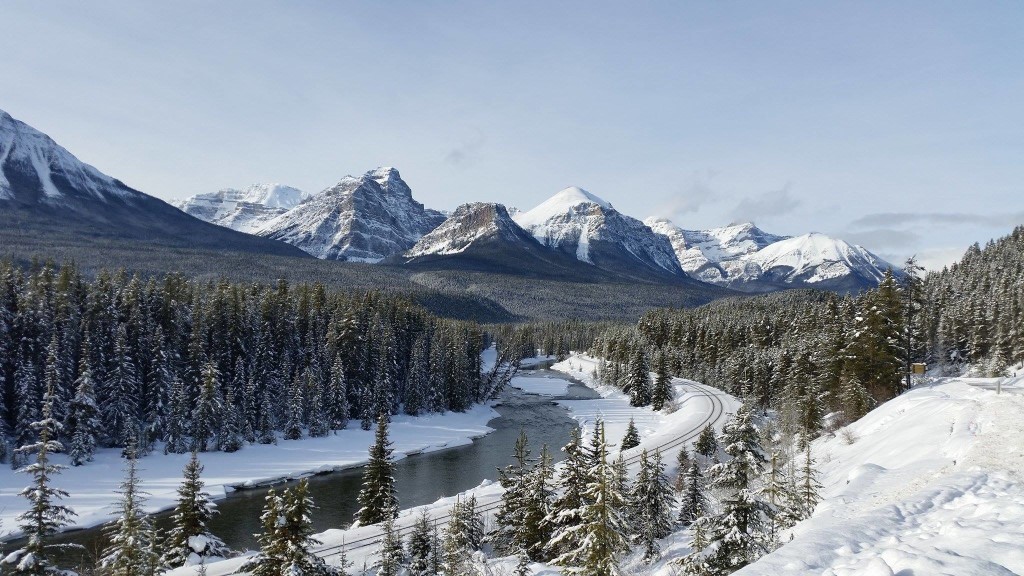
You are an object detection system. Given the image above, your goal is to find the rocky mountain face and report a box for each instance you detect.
[176,184,308,234]
[0,109,306,257]
[256,167,446,262]
[512,187,684,279]
[646,218,895,292]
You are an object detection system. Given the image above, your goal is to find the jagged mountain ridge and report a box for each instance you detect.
[176,184,309,234]
[645,217,896,292]
[0,109,308,258]
[512,187,685,279]
[253,167,446,262]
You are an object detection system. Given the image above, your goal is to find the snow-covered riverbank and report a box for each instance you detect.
[167,353,735,575]
[0,403,500,538]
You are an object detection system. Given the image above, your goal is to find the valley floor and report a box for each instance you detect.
[167,354,736,575]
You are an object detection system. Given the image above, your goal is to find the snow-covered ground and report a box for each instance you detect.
[737,376,1024,576]
[167,353,735,576]
[0,404,500,538]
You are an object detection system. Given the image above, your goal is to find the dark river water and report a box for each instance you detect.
[17,367,598,571]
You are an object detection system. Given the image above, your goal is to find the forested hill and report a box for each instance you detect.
[0,262,492,462]
[589,225,1024,444]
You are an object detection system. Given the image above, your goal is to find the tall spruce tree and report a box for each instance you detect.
[651,349,673,411]
[1,384,77,576]
[244,480,336,576]
[101,445,164,576]
[620,418,641,451]
[355,412,398,525]
[67,351,101,466]
[678,461,708,527]
[164,452,230,567]
[551,422,628,576]
[406,510,433,576]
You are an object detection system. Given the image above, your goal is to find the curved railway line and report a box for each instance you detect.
[218,379,728,574]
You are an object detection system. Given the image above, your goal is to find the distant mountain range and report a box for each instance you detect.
[180,170,897,292]
[0,109,308,258]
[2,108,896,296]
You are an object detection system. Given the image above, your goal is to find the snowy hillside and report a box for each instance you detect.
[513,187,684,277]
[257,167,446,261]
[737,377,1024,576]
[646,217,894,292]
[176,183,308,234]
[405,202,528,257]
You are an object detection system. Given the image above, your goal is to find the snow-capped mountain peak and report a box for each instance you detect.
[257,167,445,261]
[647,216,894,292]
[0,108,133,204]
[747,232,892,285]
[406,202,525,257]
[513,187,682,277]
[176,183,309,234]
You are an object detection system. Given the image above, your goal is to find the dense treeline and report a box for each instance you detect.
[490,320,624,362]
[592,225,1024,440]
[0,260,488,465]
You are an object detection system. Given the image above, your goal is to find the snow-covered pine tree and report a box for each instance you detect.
[164,376,191,454]
[164,452,230,568]
[702,404,774,573]
[245,480,336,576]
[551,422,629,576]
[628,346,652,407]
[678,461,708,527]
[355,412,398,525]
[378,516,404,576]
[67,350,100,466]
[440,495,484,574]
[307,368,330,438]
[192,362,223,452]
[1,384,78,575]
[757,449,799,546]
[651,349,673,411]
[674,446,692,492]
[218,386,245,453]
[101,444,164,576]
[629,449,675,561]
[406,509,433,576]
[797,445,822,520]
[329,356,350,431]
[543,427,589,560]
[695,424,718,461]
[283,371,305,441]
[620,418,640,451]
[493,430,533,556]
[520,443,554,561]
[429,520,443,576]
[105,324,141,449]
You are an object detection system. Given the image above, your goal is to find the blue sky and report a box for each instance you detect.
[2,1,1021,268]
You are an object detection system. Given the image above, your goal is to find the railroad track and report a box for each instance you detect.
[309,380,727,565]
[212,380,728,574]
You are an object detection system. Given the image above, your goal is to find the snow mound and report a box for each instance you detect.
[737,378,1024,576]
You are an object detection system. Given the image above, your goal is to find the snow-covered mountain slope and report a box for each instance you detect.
[402,202,615,278]
[176,184,308,234]
[257,167,445,262]
[406,202,531,257]
[0,108,307,257]
[737,377,1024,576]
[646,218,894,292]
[745,232,892,287]
[513,187,684,279]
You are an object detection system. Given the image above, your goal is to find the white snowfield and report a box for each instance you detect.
[0,404,500,539]
[166,354,736,575]
[737,376,1024,576]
